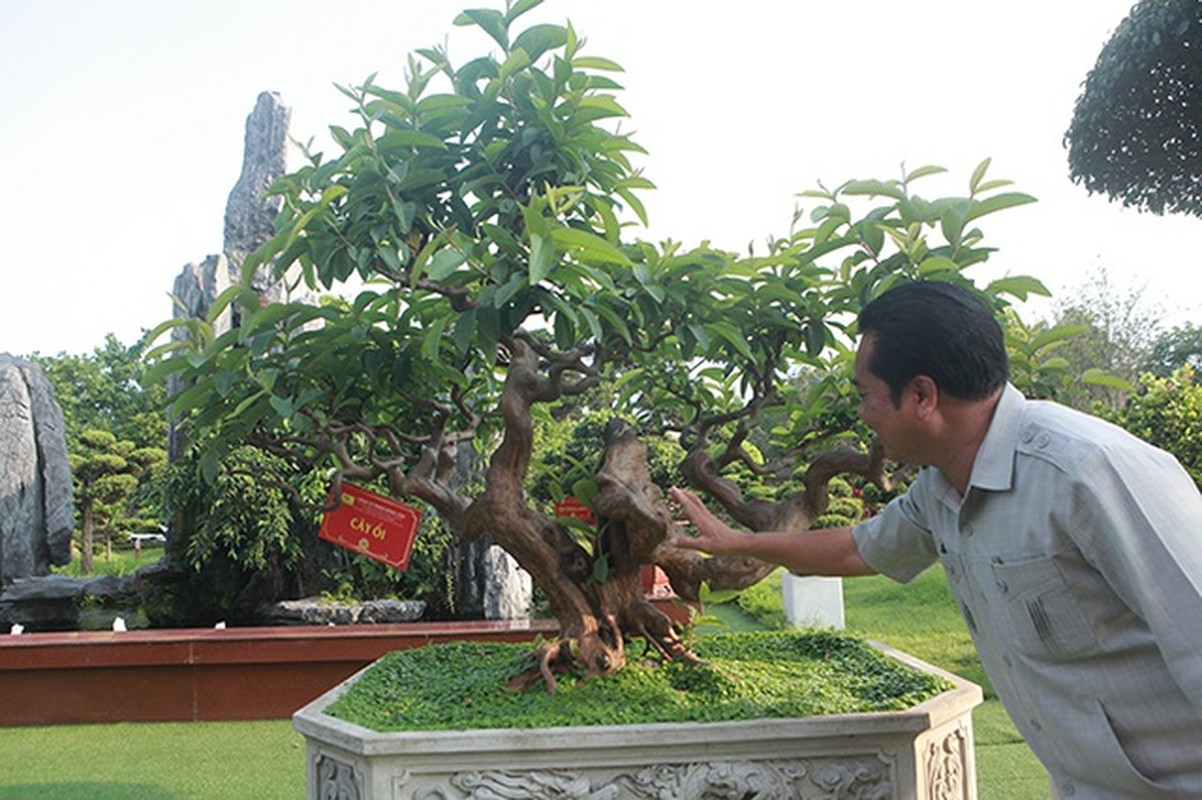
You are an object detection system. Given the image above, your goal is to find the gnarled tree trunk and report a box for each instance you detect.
[452,339,889,691]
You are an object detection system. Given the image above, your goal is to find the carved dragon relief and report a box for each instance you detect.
[400,754,901,799]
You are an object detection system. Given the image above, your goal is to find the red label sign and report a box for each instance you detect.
[318,483,421,570]
[554,495,596,525]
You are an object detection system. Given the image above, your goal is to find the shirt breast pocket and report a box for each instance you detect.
[990,557,1098,658]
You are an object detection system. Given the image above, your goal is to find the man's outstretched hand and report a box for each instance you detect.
[667,486,748,556]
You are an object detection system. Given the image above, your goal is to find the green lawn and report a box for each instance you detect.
[0,720,306,800]
[0,566,1046,798]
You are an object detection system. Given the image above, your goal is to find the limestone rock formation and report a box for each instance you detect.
[168,92,313,459]
[224,90,292,298]
[0,354,73,586]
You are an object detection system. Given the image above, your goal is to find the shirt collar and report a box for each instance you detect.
[927,383,1024,507]
[967,383,1024,492]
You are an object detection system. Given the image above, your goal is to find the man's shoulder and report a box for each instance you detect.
[1017,399,1159,470]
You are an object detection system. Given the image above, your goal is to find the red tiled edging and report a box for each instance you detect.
[0,620,558,727]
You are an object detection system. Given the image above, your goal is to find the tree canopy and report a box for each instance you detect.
[1065,0,1202,216]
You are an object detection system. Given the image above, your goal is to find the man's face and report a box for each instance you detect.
[854,335,917,464]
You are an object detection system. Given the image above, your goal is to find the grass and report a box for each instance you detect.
[52,544,164,578]
[0,565,1045,798]
[0,720,305,800]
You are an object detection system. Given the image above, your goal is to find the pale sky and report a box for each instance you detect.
[2,0,1197,357]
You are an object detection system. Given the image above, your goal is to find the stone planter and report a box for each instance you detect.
[293,644,983,799]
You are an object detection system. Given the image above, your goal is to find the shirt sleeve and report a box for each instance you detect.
[852,475,940,584]
[1068,442,1202,707]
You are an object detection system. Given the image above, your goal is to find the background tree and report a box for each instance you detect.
[1034,268,1153,409]
[69,429,165,575]
[1143,322,1202,376]
[1065,0,1202,216]
[150,1,1043,689]
[33,334,169,536]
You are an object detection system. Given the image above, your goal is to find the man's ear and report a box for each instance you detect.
[909,375,939,418]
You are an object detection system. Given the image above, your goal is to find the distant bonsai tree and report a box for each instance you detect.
[1065,0,1202,216]
[69,429,165,575]
[149,1,1042,690]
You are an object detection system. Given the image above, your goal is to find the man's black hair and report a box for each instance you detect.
[857,281,1008,406]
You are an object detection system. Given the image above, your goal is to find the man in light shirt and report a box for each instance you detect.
[671,281,1202,799]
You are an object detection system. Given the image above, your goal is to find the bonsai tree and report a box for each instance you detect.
[149,0,1042,690]
[69,429,165,575]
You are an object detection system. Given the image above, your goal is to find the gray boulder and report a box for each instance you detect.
[0,354,73,586]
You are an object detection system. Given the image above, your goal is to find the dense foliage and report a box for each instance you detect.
[325,630,951,732]
[1100,366,1202,489]
[1066,0,1202,216]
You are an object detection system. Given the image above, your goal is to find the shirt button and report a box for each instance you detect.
[1061,779,1077,796]
[1002,654,1013,668]
[1021,429,1035,443]
[1036,433,1051,449]
[995,579,1009,593]
[1029,718,1042,731]
[962,524,974,537]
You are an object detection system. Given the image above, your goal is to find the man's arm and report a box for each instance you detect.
[667,487,878,577]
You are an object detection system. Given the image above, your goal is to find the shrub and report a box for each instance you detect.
[1100,366,1202,489]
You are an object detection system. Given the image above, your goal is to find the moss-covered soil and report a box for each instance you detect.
[326,629,952,732]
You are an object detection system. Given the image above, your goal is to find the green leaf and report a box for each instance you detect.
[499,48,532,82]
[804,322,827,357]
[572,56,624,72]
[269,394,294,418]
[550,227,632,265]
[511,24,567,62]
[985,275,1050,301]
[969,157,992,194]
[905,164,947,182]
[1081,369,1136,392]
[1030,323,1088,351]
[973,178,1013,194]
[708,322,754,361]
[454,9,509,50]
[964,192,1038,222]
[917,256,961,276]
[204,284,247,326]
[841,179,904,200]
[528,233,554,285]
[421,316,450,361]
[615,186,648,227]
[576,95,628,120]
[571,479,597,508]
[426,248,467,281]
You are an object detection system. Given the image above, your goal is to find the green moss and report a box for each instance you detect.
[325,630,952,732]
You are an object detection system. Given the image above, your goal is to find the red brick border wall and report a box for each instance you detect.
[0,620,557,726]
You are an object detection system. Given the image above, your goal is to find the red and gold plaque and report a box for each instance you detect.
[318,483,422,570]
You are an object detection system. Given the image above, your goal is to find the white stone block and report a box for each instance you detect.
[781,572,845,629]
